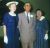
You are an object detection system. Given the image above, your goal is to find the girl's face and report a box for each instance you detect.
[9,3,16,12]
[36,10,42,17]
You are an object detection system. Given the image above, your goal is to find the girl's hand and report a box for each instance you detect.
[44,33,48,40]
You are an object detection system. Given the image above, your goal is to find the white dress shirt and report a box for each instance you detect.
[25,11,31,20]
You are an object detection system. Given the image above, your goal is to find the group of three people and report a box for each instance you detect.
[3,1,48,48]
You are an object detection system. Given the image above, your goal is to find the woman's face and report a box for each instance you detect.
[36,10,42,17]
[9,3,16,12]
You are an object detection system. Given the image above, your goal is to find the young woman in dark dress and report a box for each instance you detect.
[35,9,48,48]
[3,1,20,48]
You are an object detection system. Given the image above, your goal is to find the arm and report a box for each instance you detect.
[3,25,8,44]
[44,19,48,34]
[3,25,6,35]
[18,14,22,32]
[44,19,48,40]
[3,14,8,44]
[18,14,22,40]
[3,14,7,35]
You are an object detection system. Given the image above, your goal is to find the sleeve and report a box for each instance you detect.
[18,14,22,32]
[3,14,8,25]
[33,14,36,30]
[3,14,8,35]
[44,19,49,33]
[44,19,48,40]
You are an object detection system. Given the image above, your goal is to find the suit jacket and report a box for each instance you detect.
[18,12,36,43]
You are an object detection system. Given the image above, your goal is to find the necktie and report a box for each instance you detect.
[27,13,29,23]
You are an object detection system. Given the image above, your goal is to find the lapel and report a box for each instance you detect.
[23,12,34,23]
[29,13,34,23]
[23,12,28,23]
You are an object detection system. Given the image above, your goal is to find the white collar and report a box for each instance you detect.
[39,16,45,21]
[9,11,16,16]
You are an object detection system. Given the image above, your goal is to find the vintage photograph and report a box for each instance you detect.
[0,0,50,48]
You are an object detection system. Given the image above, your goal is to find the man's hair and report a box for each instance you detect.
[24,2,33,12]
[36,9,45,16]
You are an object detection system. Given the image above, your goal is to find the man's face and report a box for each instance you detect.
[24,3,31,12]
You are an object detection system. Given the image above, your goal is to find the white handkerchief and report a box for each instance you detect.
[4,35,8,44]
[44,34,48,40]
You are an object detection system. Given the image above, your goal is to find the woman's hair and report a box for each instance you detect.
[36,9,45,16]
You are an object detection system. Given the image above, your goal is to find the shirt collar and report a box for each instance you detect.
[25,11,31,17]
[9,11,16,16]
[39,16,45,21]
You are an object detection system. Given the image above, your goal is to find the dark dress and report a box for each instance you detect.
[35,18,48,48]
[3,13,20,48]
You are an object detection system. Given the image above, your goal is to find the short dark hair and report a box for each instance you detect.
[24,2,33,12]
